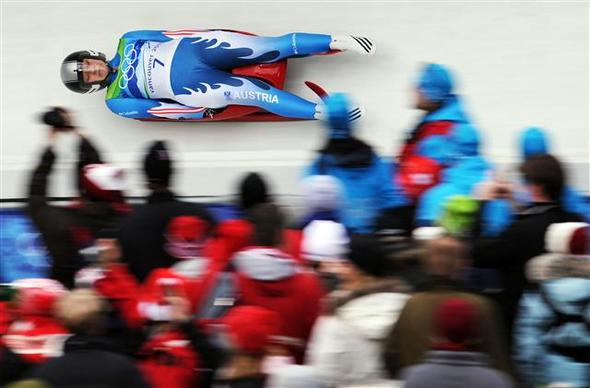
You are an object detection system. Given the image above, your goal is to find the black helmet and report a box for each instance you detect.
[60,50,110,94]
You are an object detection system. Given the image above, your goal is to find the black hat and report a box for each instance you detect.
[347,234,391,278]
[143,140,173,186]
[239,172,269,211]
[40,107,75,129]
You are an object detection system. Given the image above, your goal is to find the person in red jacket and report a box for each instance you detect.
[92,264,223,388]
[1,279,70,384]
[2,279,70,364]
[89,215,236,328]
[137,293,222,388]
[79,218,225,388]
[212,306,282,388]
[231,203,324,362]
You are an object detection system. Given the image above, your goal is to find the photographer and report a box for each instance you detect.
[27,107,129,288]
[471,154,583,350]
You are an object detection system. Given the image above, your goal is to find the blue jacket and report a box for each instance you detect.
[408,95,470,163]
[414,123,488,225]
[514,253,590,388]
[306,140,408,233]
[416,155,491,225]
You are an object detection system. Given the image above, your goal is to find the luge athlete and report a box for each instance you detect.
[60,29,375,121]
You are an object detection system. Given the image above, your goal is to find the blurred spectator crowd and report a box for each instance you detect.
[1,64,588,388]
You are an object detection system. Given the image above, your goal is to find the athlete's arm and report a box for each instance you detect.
[121,30,173,42]
[121,29,211,41]
[106,98,206,120]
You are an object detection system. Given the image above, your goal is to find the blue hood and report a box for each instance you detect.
[417,63,454,103]
[325,93,354,139]
[520,127,549,160]
[422,95,469,123]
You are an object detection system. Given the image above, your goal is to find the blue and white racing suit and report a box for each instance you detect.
[105,29,334,119]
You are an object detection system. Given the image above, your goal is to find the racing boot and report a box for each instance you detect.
[329,35,376,55]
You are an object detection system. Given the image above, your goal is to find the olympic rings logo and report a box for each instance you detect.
[118,43,138,89]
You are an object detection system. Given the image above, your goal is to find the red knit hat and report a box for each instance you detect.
[221,306,281,354]
[12,278,67,316]
[435,298,479,345]
[165,216,209,260]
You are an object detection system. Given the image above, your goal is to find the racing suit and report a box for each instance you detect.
[105,29,334,120]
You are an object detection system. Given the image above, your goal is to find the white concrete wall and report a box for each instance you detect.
[1,1,588,200]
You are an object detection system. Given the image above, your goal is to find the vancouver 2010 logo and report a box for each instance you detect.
[119,43,138,89]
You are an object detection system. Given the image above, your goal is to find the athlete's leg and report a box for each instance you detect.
[170,69,319,119]
[178,30,374,69]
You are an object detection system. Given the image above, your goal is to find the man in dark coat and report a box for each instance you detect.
[118,140,216,281]
[472,154,583,344]
[27,108,128,288]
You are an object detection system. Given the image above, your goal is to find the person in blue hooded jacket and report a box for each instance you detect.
[514,222,590,388]
[305,93,409,234]
[415,123,491,226]
[481,127,588,236]
[396,64,471,200]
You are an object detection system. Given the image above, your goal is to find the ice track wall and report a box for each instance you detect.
[1,1,588,200]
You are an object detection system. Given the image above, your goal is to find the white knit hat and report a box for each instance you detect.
[301,175,343,212]
[301,220,349,262]
[545,222,589,254]
[81,163,125,201]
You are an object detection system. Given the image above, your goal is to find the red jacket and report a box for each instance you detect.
[397,121,454,202]
[232,247,324,362]
[204,219,253,266]
[93,263,144,329]
[0,302,13,336]
[94,254,232,328]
